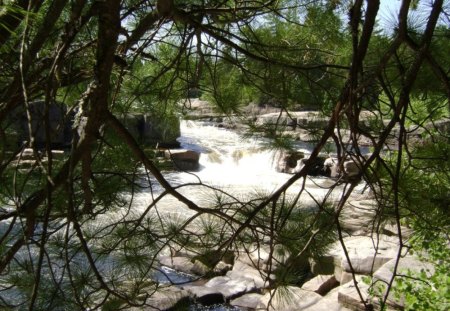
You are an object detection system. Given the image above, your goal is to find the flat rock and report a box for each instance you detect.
[230,293,264,309]
[328,235,400,276]
[205,275,257,299]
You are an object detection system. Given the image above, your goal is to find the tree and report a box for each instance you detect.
[0,0,449,310]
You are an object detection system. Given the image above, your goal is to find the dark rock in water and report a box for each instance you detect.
[165,149,201,171]
[275,150,305,173]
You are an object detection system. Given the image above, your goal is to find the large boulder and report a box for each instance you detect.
[120,113,181,148]
[9,101,72,149]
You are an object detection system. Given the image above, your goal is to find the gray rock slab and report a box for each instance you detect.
[328,235,400,275]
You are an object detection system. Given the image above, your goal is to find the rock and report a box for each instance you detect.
[309,255,335,275]
[343,160,361,177]
[338,276,372,311]
[230,293,264,310]
[310,235,400,283]
[256,286,323,311]
[275,150,305,173]
[159,256,196,275]
[302,275,339,295]
[235,247,271,269]
[324,157,339,178]
[12,101,72,149]
[164,149,200,171]
[206,275,257,299]
[339,200,378,235]
[192,259,210,276]
[183,285,225,305]
[340,236,398,275]
[227,260,267,289]
[213,261,232,274]
[128,286,190,311]
[303,287,351,311]
[338,257,435,311]
[183,274,257,303]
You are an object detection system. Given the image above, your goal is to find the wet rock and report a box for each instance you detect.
[275,150,305,173]
[164,149,200,171]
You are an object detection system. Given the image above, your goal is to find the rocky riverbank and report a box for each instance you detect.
[153,210,425,311]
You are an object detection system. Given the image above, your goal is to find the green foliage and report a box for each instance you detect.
[393,235,450,311]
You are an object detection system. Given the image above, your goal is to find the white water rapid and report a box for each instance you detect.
[129,120,367,220]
